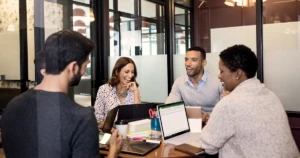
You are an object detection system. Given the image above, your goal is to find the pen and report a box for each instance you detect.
[132,136,145,140]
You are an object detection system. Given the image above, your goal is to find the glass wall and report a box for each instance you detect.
[263,0,300,111]
[0,0,21,110]
[182,0,257,79]
[173,4,192,80]
[109,0,167,103]
[0,0,20,81]
[72,1,93,107]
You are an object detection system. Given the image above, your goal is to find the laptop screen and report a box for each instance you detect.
[157,101,190,139]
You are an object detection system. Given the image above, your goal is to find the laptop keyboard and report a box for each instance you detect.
[165,133,200,146]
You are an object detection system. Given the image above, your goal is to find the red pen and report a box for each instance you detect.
[132,136,145,140]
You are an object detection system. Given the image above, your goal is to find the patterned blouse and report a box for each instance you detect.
[94,83,141,122]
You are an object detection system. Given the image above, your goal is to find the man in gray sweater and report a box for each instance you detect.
[166,46,223,121]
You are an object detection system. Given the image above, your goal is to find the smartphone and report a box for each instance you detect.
[99,133,111,145]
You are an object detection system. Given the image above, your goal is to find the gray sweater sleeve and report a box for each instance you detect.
[199,98,235,154]
[165,79,182,104]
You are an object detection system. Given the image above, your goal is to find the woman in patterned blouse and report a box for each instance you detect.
[94,57,141,125]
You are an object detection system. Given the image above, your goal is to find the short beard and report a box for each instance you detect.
[70,70,82,87]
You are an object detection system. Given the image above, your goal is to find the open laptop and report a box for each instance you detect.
[99,105,160,156]
[102,106,119,133]
[118,103,155,122]
[157,101,201,147]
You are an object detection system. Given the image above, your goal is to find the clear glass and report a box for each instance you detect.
[177,0,257,79]
[118,0,134,14]
[109,0,113,10]
[0,0,20,80]
[175,0,191,8]
[263,0,300,111]
[72,2,92,107]
[109,0,167,103]
[174,7,190,55]
[27,0,35,82]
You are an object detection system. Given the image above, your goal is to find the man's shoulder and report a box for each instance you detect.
[6,89,35,108]
[174,76,187,83]
[62,99,95,117]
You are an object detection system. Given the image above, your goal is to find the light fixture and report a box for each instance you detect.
[89,8,95,22]
[224,0,235,7]
[179,35,185,39]
[225,0,267,7]
[175,26,183,33]
[73,7,94,22]
[76,28,86,35]
[73,8,86,17]
[141,21,149,30]
[73,20,86,30]
[109,26,114,31]
[252,0,267,2]
[109,16,123,26]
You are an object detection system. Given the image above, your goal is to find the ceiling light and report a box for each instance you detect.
[224,0,235,7]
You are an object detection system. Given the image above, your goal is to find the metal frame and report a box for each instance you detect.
[256,0,264,83]
[19,0,28,93]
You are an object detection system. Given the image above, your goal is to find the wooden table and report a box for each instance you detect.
[99,140,207,158]
[0,144,215,158]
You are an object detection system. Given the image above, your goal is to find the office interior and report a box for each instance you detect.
[0,0,299,149]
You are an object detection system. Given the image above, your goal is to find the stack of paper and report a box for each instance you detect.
[128,119,150,133]
[127,119,151,139]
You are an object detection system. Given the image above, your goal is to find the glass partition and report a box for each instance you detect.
[175,7,190,55]
[177,0,257,80]
[0,0,22,110]
[0,0,20,81]
[263,0,300,111]
[72,1,93,107]
[109,0,167,103]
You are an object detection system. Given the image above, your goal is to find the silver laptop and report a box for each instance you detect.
[157,101,201,147]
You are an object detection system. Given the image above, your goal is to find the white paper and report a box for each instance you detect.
[188,118,202,133]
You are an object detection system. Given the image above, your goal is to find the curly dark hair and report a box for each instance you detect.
[107,57,139,87]
[219,45,258,78]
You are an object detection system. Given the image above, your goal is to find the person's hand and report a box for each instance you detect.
[107,129,123,158]
[221,91,230,98]
[202,113,210,124]
[125,82,138,92]
[98,121,105,132]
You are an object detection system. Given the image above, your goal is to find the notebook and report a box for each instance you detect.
[118,103,155,122]
[157,101,201,147]
[99,138,160,156]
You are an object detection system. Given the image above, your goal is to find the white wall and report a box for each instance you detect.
[207,22,300,111]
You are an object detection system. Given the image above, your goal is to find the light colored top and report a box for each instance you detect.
[165,70,223,113]
[94,83,141,122]
[199,78,299,157]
